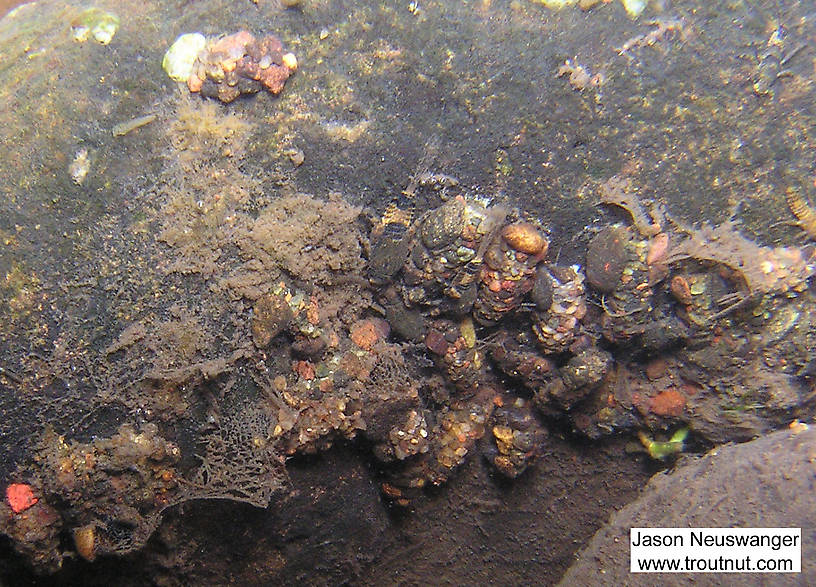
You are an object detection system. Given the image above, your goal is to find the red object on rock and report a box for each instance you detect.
[292,360,315,381]
[649,389,686,417]
[5,483,38,513]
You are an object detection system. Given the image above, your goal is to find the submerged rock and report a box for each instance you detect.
[560,427,816,585]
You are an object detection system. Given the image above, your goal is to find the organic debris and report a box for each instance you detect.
[667,218,816,301]
[599,174,663,237]
[163,31,298,103]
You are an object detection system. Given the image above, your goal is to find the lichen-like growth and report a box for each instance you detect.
[184,404,287,507]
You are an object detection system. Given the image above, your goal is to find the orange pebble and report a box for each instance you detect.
[187,73,203,93]
[649,389,686,417]
[5,483,38,514]
[307,296,320,325]
[350,318,390,350]
[293,360,315,380]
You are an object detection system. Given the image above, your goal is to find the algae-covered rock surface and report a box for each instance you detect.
[1,0,815,583]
